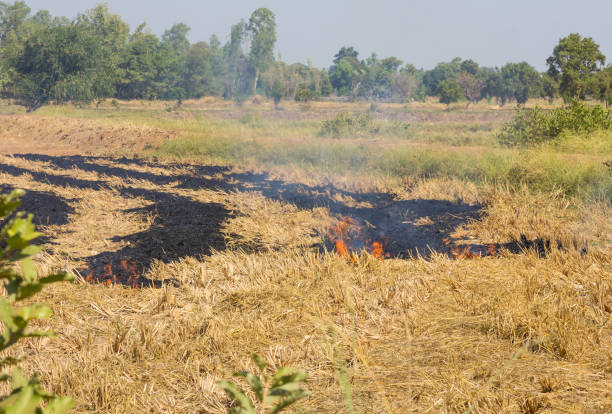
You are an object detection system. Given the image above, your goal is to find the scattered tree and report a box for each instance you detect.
[247,8,276,95]
[457,72,483,108]
[333,46,359,64]
[540,73,559,103]
[0,0,30,44]
[460,59,479,76]
[500,62,540,106]
[547,33,606,101]
[6,17,117,111]
[437,79,462,108]
[329,47,365,96]
[422,57,462,96]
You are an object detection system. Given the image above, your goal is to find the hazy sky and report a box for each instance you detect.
[22,0,612,71]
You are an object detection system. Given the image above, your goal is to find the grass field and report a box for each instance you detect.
[0,98,611,413]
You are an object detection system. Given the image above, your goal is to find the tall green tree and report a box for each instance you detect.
[480,67,504,104]
[180,41,218,98]
[587,67,612,106]
[333,46,359,63]
[540,73,559,103]
[329,56,365,96]
[437,79,462,108]
[160,23,191,100]
[6,15,117,111]
[87,3,128,50]
[547,33,606,100]
[247,8,276,94]
[162,22,190,53]
[329,46,365,96]
[84,4,128,102]
[0,0,29,44]
[460,59,479,76]
[500,62,540,106]
[422,58,462,96]
[116,23,165,99]
[359,54,405,99]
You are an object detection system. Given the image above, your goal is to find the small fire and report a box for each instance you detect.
[451,245,480,259]
[487,244,497,256]
[335,239,350,257]
[369,241,386,259]
[83,260,143,288]
[328,216,389,260]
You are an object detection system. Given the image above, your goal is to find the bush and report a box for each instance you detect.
[499,101,612,146]
[0,190,74,413]
[294,87,319,102]
[319,112,412,139]
[318,112,380,138]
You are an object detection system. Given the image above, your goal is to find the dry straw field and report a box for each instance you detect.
[0,98,611,413]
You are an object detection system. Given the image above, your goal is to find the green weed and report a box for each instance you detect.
[217,354,310,414]
[0,190,74,413]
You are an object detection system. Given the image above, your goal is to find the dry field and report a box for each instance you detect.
[0,102,611,413]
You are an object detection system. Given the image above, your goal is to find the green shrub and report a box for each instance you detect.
[0,190,74,413]
[319,112,379,138]
[499,101,612,146]
[319,112,413,139]
[294,87,319,102]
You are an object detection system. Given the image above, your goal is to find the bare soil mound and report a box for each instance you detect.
[0,114,175,155]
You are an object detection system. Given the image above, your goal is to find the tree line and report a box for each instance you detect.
[0,1,610,111]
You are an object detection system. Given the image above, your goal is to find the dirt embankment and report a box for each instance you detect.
[0,115,175,155]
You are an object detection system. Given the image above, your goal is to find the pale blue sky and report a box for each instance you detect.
[22,0,612,70]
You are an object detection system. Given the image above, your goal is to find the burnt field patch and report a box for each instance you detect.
[0,153,511,281]
[0,153,589,285]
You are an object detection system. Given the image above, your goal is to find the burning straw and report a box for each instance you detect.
[327,216,390,260]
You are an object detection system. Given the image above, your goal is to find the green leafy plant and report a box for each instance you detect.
[319,112,380,138]
[0,189,74,413]
[294,87,319,103]
[498,101,612,146]
[319,112,412,139]
[217,354,310,414]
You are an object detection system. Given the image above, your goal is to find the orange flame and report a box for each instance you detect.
[487,244,497,256]
[369,241,390,259]
[82,260,141,288]
[328,216,388,260]
[335,239,350,257]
